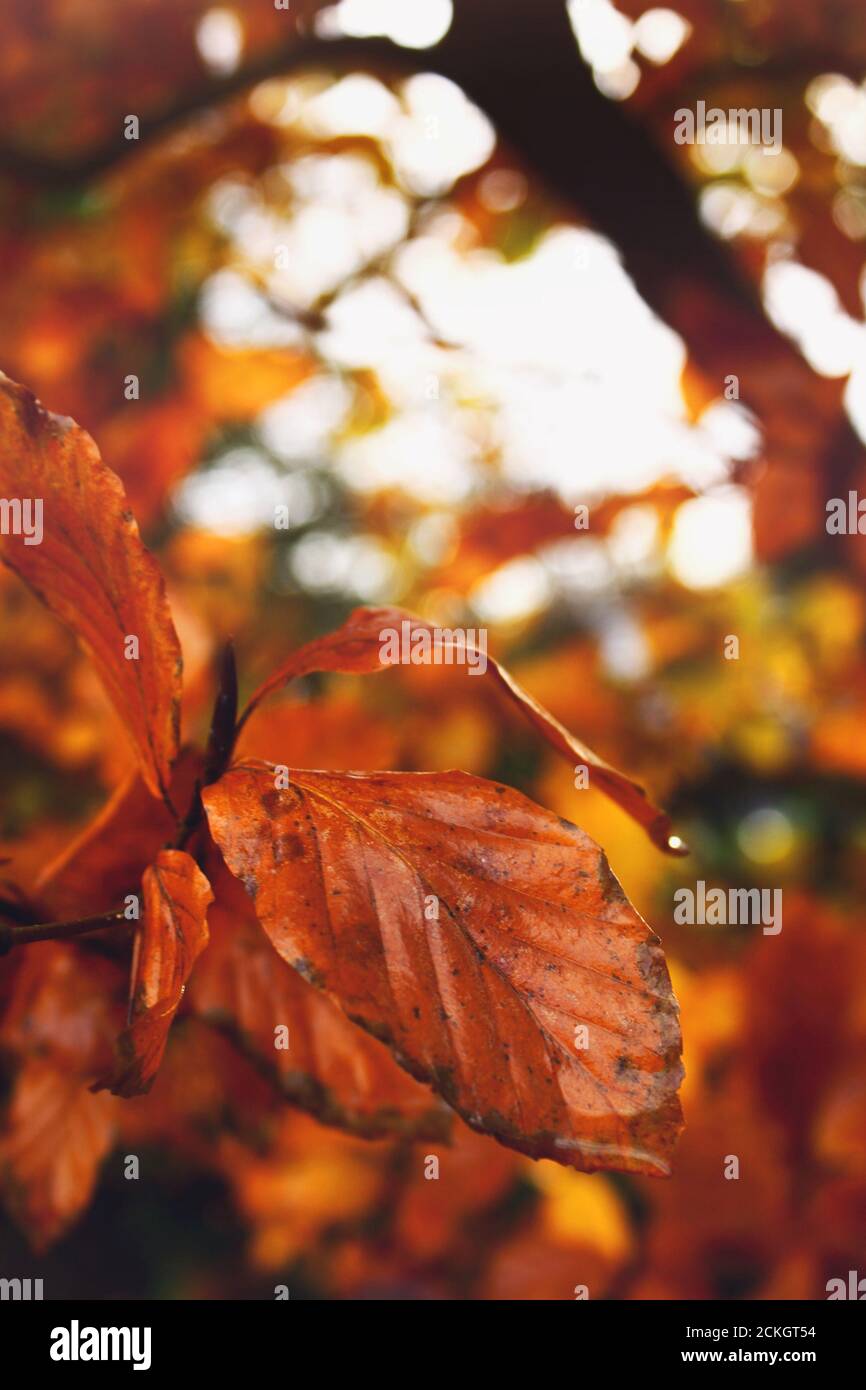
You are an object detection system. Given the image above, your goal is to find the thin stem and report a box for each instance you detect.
[171,780,204,851]
[0,909,128,955]
[168,638,240,852]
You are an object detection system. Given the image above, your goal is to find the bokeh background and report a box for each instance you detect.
[1,0,865,1299]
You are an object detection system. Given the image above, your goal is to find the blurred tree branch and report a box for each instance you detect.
[0,0,860,507]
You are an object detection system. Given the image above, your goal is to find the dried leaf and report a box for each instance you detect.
[0,1060,117,1250]
[34,749,201,919]
[189,859,451,1141]
[0,943,123,1247]
[239,606,683,854]
[204,764,684,1176]
[0,373,182,801]
[103,849,213,1097]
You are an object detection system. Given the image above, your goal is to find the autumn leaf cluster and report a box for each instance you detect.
[0,373,684,1249]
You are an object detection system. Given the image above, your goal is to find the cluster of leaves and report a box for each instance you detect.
[0,373,685,1249]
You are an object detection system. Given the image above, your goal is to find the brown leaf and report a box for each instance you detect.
[203,764,684,1176]
[103,849,213,1097]
[238,606,684,854]
[0,941,124,1072]
[0,1060,117,1250]
[188,859,451,1141]
[0,943,123,1247]
[34,749,201,920]
[0,373,182,802]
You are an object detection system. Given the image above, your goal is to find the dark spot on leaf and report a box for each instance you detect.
[274,832,305,864]
[292,957,325,989]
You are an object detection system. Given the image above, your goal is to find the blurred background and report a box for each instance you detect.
[1,0,865,1299]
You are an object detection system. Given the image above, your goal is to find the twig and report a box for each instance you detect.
[0,909,129,954]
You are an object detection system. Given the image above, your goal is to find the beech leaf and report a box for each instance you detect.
[34,749,201,920]
[204,764,684,1176]
[238,605,684,855]
[0,1060,117,1250]
[102,849,213,1098]
[0,373,182,802]
[189,859,451,1141]
[0,943,122,1247]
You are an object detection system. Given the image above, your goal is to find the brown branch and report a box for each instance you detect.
[0,5,782,328]
[0,908,129,954]
[0,33,405,185]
